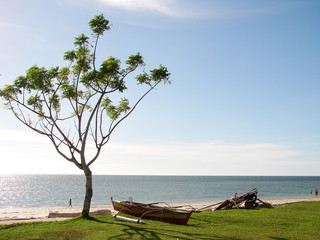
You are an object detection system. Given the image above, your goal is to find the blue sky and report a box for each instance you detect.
[0,0,319,175]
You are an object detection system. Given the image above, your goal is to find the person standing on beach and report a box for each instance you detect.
[68,199,72,208]
[315,189,318,197]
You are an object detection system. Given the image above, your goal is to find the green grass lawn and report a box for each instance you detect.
[1,202,320,240]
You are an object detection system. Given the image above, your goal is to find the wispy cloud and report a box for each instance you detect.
[0,21,17,30]
[0,129,308,175]
[91,0,266,19]
[0,129,45,143]
[105,141,301,163]
[311,136,320,139]
[97,140,304,175]
[96,0,181,17]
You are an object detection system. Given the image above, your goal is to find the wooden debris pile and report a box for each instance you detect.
[197,189,272,211]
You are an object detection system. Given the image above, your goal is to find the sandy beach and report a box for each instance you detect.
[1,197,319,225]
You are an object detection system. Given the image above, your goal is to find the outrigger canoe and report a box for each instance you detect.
[111,198,193,224]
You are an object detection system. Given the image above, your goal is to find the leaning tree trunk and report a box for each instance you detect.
[82,166,93,217]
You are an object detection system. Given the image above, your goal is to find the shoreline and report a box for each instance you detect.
[1,197,319,225]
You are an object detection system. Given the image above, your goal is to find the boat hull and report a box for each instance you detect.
[111,199,192,224]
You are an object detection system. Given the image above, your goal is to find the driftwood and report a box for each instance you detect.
[215,189,272,210]
[256,198,273,208]
[197,189,272,211]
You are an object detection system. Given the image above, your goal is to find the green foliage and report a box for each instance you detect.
[49,93,60,112]
[27,95,42,109]
[1,202,319,240]
[74,33,90,47]
[12,66,58,93]
[0,85,20,100]
[126,52,145,71]
[106,98,130,120]
[89,14,110,36]
[136,65,170,86]
[63,50,77,62]
[0,14,171,169]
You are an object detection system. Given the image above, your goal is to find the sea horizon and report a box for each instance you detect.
[1,175,319,209]
[1,173,319,176]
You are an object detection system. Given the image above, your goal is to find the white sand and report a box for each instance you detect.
[1,197,319,225]
[0,205,113,225]
[265,197,320,206]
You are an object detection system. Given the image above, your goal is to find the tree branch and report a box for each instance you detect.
[101,81,160,146]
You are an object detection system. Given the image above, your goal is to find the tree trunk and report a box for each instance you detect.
[82,166,93,217]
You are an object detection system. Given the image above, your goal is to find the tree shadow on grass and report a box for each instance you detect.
[80,215,107,223]
[106,222,236,240]
[81,216,241,240]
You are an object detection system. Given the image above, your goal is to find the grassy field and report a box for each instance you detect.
[1,202,319,240]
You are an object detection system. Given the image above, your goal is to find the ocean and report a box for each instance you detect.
[0,175,319,208]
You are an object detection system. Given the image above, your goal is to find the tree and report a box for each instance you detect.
[0,14,171,217]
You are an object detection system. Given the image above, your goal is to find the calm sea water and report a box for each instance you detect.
[0,175,319,208]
